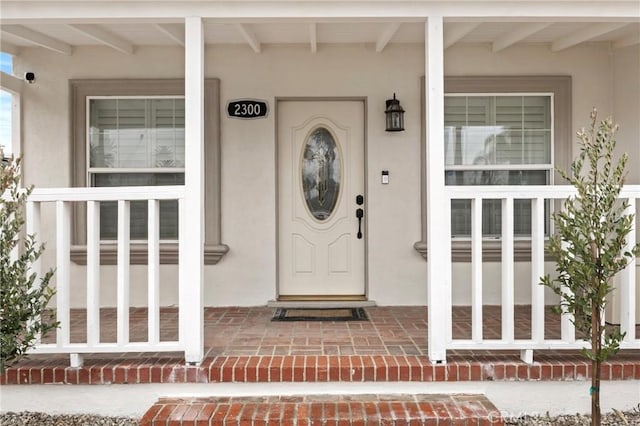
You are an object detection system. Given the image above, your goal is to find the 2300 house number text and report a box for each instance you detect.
[227,100,269,119]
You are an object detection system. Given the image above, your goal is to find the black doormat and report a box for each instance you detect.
[272,307,368,322]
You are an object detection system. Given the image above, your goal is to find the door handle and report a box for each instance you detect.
[356,208,364,239]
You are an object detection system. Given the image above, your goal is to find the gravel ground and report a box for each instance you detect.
[505,406,640,425]
[1,408,639,425]
[0,413,139,425]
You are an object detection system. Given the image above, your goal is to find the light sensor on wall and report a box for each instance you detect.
[384,93,405,132]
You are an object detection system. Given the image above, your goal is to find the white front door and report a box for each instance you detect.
[278,100,365,297]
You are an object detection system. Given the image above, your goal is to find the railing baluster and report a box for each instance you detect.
[26,201,41,275]
[86,201,101,346]
[56,201,71,347]
[531,197,545,343]
[445,197,453,345]
[560,238,576,343]
[471,197,483,342]
[9,208,19,262]
[620,198,637,342]
[178,198,186,348]
[117,200,130,346]
[501,197,514,342]
[26,201,42,343]
[148,199,160,345]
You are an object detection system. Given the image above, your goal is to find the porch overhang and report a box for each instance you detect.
[1,1,639,54]
[1,0,638,368]
[2,0,640,21]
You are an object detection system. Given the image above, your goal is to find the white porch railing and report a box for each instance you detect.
[24,186,189,367]
[14,185,639,366]
[440,185,640,363]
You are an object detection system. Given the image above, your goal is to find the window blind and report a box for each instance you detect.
[444,95,552,237]
[88,97,185,240]
[89,98,185,169]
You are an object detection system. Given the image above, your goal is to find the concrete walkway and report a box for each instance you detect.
[2,381,639,418]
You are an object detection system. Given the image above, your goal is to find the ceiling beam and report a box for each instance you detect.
[375,22,401,53]
[68,24,134,54]
[235,23,261,53]
[0,71,23,95]
[444,23,480,49]
[492,23,551,52]
[0,25,72,55]
[309,23,317,53]
[0,41,21,56]
[155,23,185,47]
[551,22,629,51]
[613,31,640,49]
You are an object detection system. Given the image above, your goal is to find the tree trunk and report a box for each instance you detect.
[592,358,601,426]
[591,303,601,426]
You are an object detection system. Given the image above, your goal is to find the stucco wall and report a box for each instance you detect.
[613,44,640,186]
[13,41,639,307]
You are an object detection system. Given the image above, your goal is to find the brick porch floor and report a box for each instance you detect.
[40,305,639,357]
[2,306,639,385]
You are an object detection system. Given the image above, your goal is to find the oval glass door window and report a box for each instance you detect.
[301,127,341,221]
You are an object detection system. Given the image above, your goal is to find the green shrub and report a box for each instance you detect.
[541,109,640,425]
[1,156,57,374]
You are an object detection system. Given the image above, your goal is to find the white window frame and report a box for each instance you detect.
[415,75,572,262]
[70,78,228,265]
[444,92,555,241]
[86,95,186,175]
[86,95,186,243]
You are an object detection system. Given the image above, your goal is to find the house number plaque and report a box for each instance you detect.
[226,99,269,119]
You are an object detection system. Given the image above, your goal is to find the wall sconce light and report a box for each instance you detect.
[384,93,405,132]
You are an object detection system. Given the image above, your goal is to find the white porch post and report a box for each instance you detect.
[181,16,205,364]
[425,16,450,363]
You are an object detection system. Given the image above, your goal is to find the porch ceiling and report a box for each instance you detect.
[1,19,639,56]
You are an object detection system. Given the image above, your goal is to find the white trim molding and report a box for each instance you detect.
[2,1,639,21]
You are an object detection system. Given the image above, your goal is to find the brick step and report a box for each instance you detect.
[140,394,504,425]
[4,354,638,385]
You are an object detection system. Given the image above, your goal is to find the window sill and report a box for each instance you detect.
[413,240,553,262]
[70,243,229,265]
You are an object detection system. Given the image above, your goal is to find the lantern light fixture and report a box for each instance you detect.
[384,93,405,132]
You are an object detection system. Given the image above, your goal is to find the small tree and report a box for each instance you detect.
[1,155,57,374]
[541,109,640,426]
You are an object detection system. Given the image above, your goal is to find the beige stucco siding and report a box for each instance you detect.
[14,41,639,307]
[613,44,640,186]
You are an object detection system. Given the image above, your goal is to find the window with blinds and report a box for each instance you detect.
[87,97,185,240]
[444,94,553,238]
